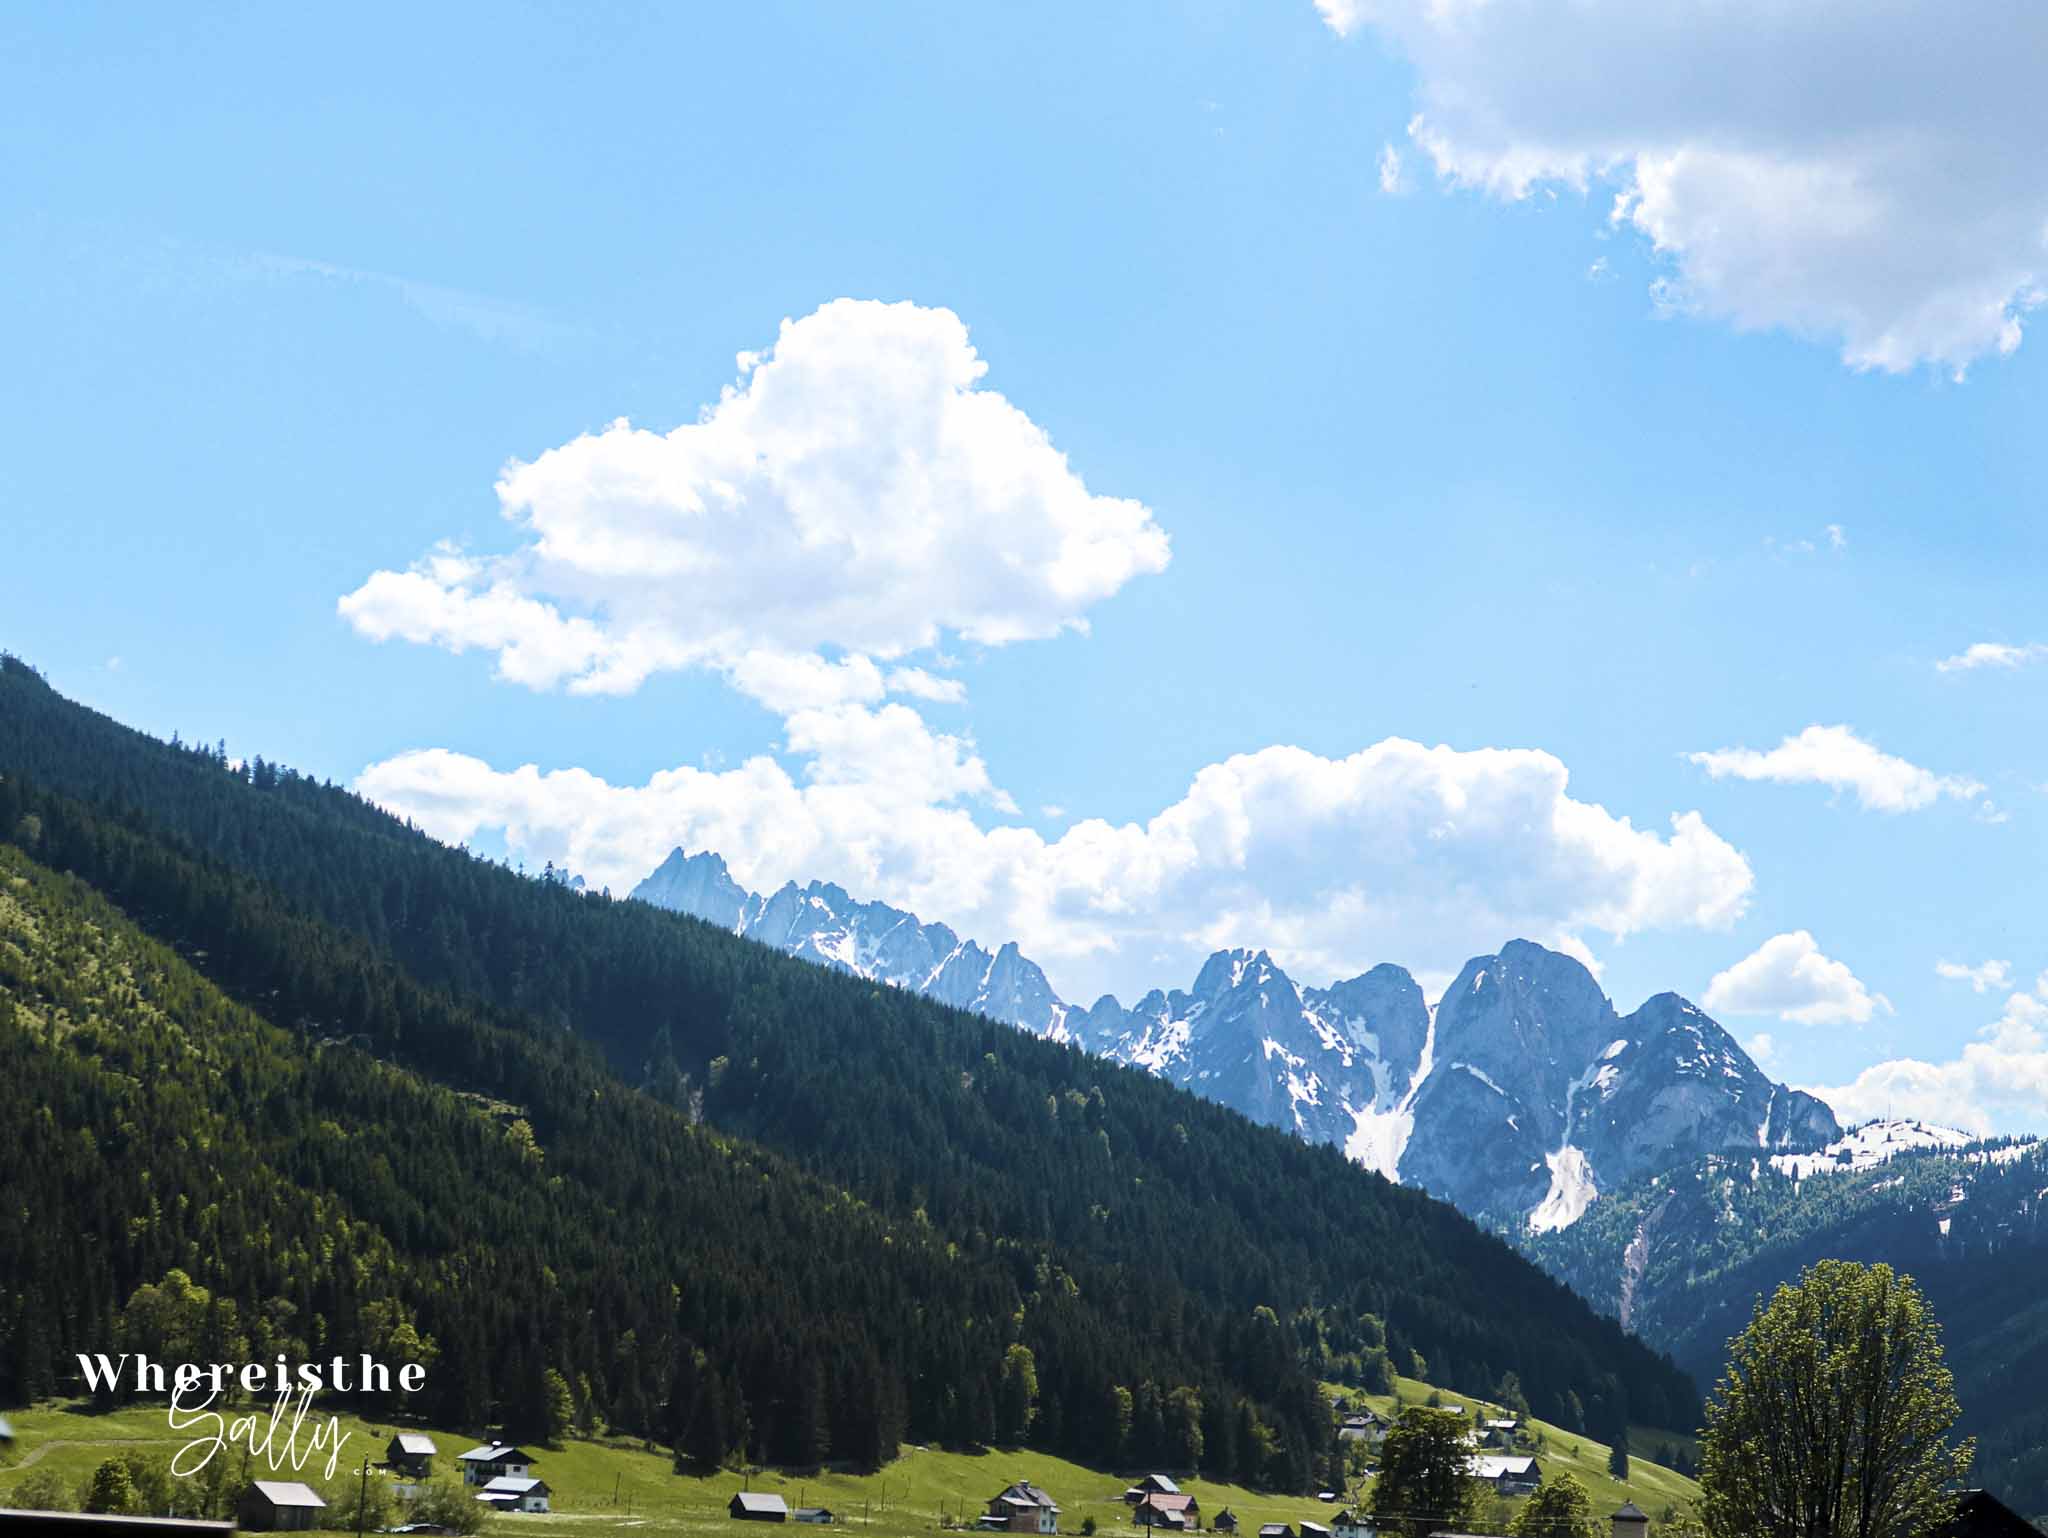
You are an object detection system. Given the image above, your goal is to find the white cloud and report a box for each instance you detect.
[1936,958,2013,995]
[1704,930,1890,1026]
[1805,981,2048,1135]
[358,730,1755,1004]
[1688,724,1983,813]
[1315,1,2048,372]
[1745,1032,1778,1068]
[1825,524,1847,552]
[1377,143,1408,195]
[339,298,1170,696]
[884,667,967,705]
[1936,641,2048,673]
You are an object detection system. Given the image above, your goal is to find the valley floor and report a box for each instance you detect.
[0,1387,1701,1538]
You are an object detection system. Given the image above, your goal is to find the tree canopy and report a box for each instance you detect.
[1367,1407,1485,1538]
[1699,1260,1972,1538]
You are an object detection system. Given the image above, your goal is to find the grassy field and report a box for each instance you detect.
[0,1403,1318,1538]
[0,1383,1702,1537]
[1337,1377,1702,1523]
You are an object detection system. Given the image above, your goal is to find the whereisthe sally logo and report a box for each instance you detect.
[77,1353,427,1480]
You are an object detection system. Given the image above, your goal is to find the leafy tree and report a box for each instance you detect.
[1510,1470,1597,1538]
[999,1344,1040,1444]
[328,1466,394,1534]
[11,1468,75,1512]
[1699,1260,1973,1538]
[409,1478,489,1535]
[541,1368,576,1446]
[84,1459,137,1515]
[1367,1407,1484,1538]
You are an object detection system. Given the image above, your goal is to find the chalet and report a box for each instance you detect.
[730,1494,791,1523]
[476,1477,552,1514]
[1337,1413,1386,1447]
[1212,1511,1238,1534]
[986,1482,1061,1535]
[1469,1456,1541,1497]
[1480,1420,1519,1448]
[239,1481,327,1532]
[386,1433,439,1478]
[1608,1505,1648,1538]
[0,1415,12,1444]
[1300,1522,1333,1538]
[1135,1494,1199,1530]
[1332,1510,1373,1538]
[1137,1478,1181,1497]
[1937,1491,2046,1538]
[457,1443,536,1486]
[1257,1525,1293,1538]
[793,1510,836,1526]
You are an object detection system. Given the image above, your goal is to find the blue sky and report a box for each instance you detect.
[5,1,2045,1130]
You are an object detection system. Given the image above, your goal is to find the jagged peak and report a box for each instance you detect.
[649,845,731,876]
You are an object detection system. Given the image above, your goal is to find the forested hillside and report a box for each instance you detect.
[0,654,1697,1482]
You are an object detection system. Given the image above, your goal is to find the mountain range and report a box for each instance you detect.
[633,848,1841,1231]
[632,845,2048,1510]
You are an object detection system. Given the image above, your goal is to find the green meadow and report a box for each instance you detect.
[0,1386,1700,1538]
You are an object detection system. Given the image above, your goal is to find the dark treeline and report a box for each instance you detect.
[0,655,1697,1480]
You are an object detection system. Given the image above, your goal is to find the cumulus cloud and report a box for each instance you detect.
[1377,143,1408,195]
[339,298,1170,697]
[1936,958,2014,995]
[1314,0,2048,372]
[357,732,1754,1004]
[1936,641,2048,673]
[1806,979,2048,1134]
[1687,724,1983,813]
[1704,931,1890,1026]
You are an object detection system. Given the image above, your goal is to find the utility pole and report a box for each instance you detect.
[355,1455,372,1538]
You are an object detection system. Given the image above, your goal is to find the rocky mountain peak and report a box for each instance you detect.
[631,851,1840,1236]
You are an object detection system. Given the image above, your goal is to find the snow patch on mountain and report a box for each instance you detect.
[1530,1145,1598,1234]
[1769,1118,1974,1179]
